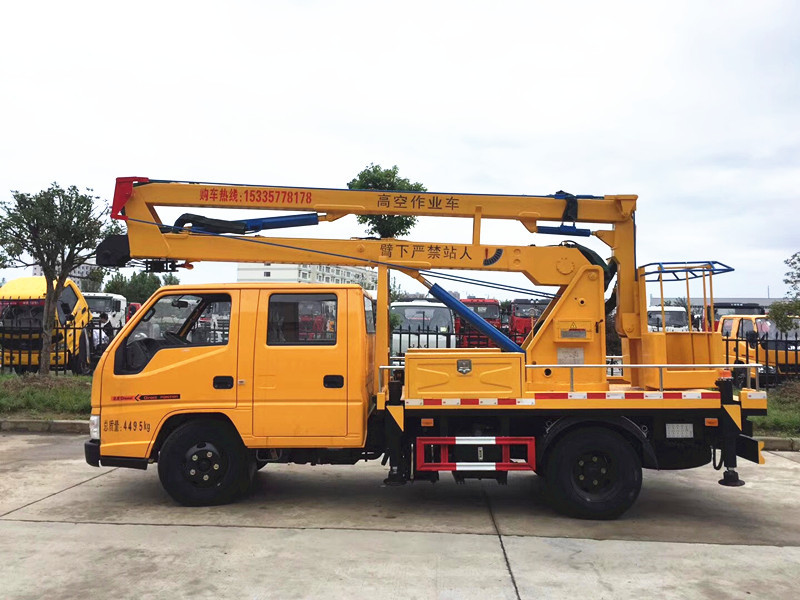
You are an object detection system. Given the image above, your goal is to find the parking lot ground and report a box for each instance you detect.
[1,432,799,599]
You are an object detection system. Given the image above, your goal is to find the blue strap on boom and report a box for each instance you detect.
[236,213,319,233]
[427,283,524,353]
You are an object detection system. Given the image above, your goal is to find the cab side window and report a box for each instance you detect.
[738,319,754,339]
[267,293,337,345]
[57,284,79,324]
[720,319,734,338]
[115,293,231,375]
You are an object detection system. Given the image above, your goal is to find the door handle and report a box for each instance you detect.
[323,374,344,388]
[213,375,234,389]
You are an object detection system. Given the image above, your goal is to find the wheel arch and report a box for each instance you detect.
[149,412,239,461]
[537,416,658,472]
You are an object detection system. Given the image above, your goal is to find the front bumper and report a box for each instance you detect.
[84,439,149,470]
[84,439,100,466]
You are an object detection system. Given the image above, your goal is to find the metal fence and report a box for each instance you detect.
[391,327,530,354]
[3,320,798,388]
[723,332,800,389]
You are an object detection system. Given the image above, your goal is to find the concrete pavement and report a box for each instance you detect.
[1,432,799,599]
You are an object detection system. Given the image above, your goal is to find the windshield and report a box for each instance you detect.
[86,297,113,313]
[648,310,688,328]
[467,304,500,320]
[391,306,453,332]
[0,301,45,328]
[757,318,800,338]
[513,303,544,318]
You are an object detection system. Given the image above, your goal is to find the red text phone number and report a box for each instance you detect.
[198,187,313,205]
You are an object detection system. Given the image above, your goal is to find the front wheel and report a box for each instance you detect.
[545,427,642,520]
[158,419,252,506]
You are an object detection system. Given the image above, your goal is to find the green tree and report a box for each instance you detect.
[161,273,180,286]
[79,268,106,293]
[347,164,426,238]
[104,271,180,303]
[768,252,800,333]
[768,299,800,333]
[784,251,800,298]
[0,183,120,375]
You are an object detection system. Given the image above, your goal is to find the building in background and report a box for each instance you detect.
[237,263,378,289]
[32,263,101,291]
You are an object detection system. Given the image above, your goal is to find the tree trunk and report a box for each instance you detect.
[38,288,56,376]
[37,275,69,376]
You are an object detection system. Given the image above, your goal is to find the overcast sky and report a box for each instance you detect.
[1,1,798,302]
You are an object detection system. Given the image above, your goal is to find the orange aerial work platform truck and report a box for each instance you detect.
[85,177,767,519]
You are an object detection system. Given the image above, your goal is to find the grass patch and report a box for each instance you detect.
[0,373,92,419]
[752,380,800,437]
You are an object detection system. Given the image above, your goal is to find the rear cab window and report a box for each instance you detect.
[267,293,337,345]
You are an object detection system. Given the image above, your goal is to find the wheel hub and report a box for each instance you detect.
[573,452,614,493]
[183,442,225,487]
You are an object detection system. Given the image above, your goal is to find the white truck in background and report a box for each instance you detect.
[390,299,455,355]
[83,292,127,329]
[647,306,689,332]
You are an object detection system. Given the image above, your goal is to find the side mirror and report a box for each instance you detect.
[745,331,758,347]
[64,313,75,323]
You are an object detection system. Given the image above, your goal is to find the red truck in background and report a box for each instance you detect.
[455,297,501,347]
[509,298,549,342]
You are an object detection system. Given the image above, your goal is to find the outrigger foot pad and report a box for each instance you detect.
[383,468,407,486]
[719,469,746,487]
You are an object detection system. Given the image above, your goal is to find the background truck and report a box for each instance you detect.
[86,176,766,519]
[456,297,501,347]
[508,298,549,341]
[83,292,128,329]
[0,276,91,373]
[719,314,800,386]
[390,299,454,355]
[647,306,690,332]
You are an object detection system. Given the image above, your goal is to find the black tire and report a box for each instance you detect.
[545,427,642,520]
[157,419,252,506]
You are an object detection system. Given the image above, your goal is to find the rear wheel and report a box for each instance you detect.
[158,419,253,506]
[545,427,641,520]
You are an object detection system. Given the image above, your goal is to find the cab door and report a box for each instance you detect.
[252,290,348,438]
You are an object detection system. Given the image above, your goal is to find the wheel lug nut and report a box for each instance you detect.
[192,455,198,461]
[592,456,598,462]
[203,475,209,481]
[213,464,220,470]
[578,475,584,481]
[593,480,598,485]
[189,469,196,475]
[601,468,607,474]
[578,460,584,466]
[207,452,213,458]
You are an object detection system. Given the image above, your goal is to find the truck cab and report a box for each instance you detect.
[390,300,454,355]
[89,283,376,501]
[0,277,90,372]
[83,292,127,329]
[456,298,501,347]
[509,298,549,340]
[647,306,689,332]
[719,314,800,385]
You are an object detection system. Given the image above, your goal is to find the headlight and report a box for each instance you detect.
[89,414,101,440]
